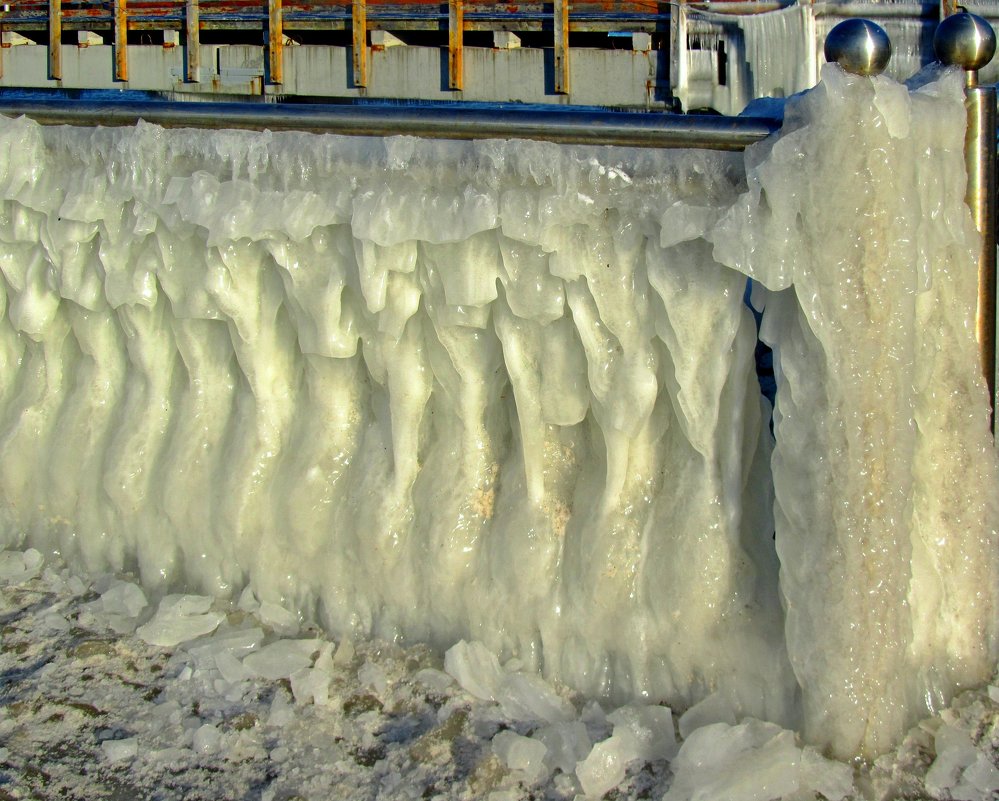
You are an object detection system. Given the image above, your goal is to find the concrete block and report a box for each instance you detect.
[371,31,405,48]
[77,31,104,47]
[1,31,31,46]
[632,32,652,52]
[493,31,521,49]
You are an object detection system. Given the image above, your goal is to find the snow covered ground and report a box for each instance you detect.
[1,548,997,801]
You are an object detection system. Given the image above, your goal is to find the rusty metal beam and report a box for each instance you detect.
[449,0,463,90]
[554,0,569,94]
[268,0,282,84]
[49,0,61,80]
[185,0,200,82]
[352,0,367,87]
[113,0,127,81]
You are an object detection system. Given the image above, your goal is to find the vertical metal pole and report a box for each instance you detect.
[935,11,998,429]
[186,0,200,82]
[448,0,463,91]
[352,0,367,88]
[268,0,283,84]
[49,0,61,80]
[965,77,998,430]
[114,0,128,81]
[554,0,569,94]
[669,0,686,110]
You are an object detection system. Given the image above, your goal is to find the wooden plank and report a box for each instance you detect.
[49,0,61,80]
[554,0,569,94]
[186,0,199,81]
[448,0,463,90]
[268,0,282,83]
[352,0,366,87]
[113,0,127,81]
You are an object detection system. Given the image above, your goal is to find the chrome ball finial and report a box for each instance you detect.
[824,19,892,76]
[934,11,997,71]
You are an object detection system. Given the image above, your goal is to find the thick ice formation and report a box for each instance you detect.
[0,64,994,761]
[0,113,791,726]
[712,66,999,758]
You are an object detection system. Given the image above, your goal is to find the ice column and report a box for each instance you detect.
[712,65,999,758]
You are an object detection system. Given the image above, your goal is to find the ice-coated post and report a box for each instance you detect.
[823,18,891,77]
[935,11,998,430]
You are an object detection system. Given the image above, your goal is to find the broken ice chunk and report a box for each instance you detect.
[290,666,332,706]
[193,723,221,754]
[100,580,148,619]
[415,668,454,694]
[925,723,999,800]
[677,691,737,739]
[575,734,632,798]
[101,737,138,763]
[534,721,592,774]
[444,640,503,702]
[0,549,43,584]
[136,595,224,647]
[257,600,300,637]
[492,729,550,784]
[496,672,574,724]
[663,720,853,801]
[606,704,677,761]
[242,639,320,681]
[187,626,264,663]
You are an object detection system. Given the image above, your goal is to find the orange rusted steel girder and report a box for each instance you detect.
[449,0,462,90]
[554,0,569,93]
[352,0,366,86]
[114,0,127,80]
[268,0,282,83]
[48,0,60,79]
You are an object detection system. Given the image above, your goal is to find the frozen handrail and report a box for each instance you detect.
[0,98,781,151]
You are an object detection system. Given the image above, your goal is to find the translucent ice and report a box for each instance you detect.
[0,65,994,761]
[712,65,999,757]
[663,720,852,801]
[136,595,224,647]
[243,639,320,681]
[492,730,550,784]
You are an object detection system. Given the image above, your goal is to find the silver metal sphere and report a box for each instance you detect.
[824,19,892,76]
[934,11,997,71]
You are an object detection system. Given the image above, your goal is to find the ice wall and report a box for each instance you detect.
[712,65,999,758]
[0,64,994,761]
[0,117,794,724]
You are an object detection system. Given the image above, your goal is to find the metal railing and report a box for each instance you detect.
[3,0,672,91]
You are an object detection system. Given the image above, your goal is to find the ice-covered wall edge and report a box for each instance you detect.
[0,117,797,729]
[711,64,999,759]
[0,64,993,761]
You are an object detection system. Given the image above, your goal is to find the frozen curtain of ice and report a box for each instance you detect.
[0,66,994,759]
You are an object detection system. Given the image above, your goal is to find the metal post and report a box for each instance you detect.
[114,0,128,82]
[554,0,569,94]
[935,12,998,430]
[268,0,283,84]
[48,0,61,80]
[185,0,200,83]
[449,0,463,91]
[352,0,367,88]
